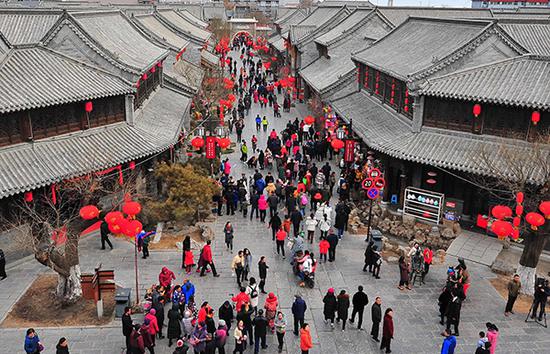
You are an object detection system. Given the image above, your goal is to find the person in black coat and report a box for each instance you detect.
[291,295,307,336]
[322,288,337,327]
[167,304,182,347]
[336,290,350,331]
[350,286,369,330]
[363,241,374,272]
[326,231,339,262]
[258,256,269,294]
[122,306,133,352]
[100,220,113,250]
[0,248,6,280]
[371,297,382,341]
[438,285,452,325]
[269,213,282,241]
[445,284,465,336]
[155,297,166,339]
[290,209,303,237]
[55,337,70,354]
[237,304,254,345]
[219,301,234,331]
[334,210,347,239]
[253,309,269,352]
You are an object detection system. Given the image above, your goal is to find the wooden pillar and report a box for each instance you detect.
[398,162,408,208]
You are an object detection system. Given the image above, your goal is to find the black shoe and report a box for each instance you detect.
[101,247,106,250]
[454,332,459,337]
[293,332,298,336]
[214,274,220,277]
[538,317,543,321]
[0,276,6,280]
[439,321,444,325]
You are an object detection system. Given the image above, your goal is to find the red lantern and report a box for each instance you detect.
[218,137,231,149]
[512,216,521,228]
[511,229,520,240]
[191,137,205,149]
[539,201,550,219]
[304,115,315,125]
[491,205,513,219]
[531,111,540,125]
[129,161,136,170]
[150,66,156,73]
[473,104,481,117]
[142,73,148,81]
[491,220,513,239]
[227,94,236,102]
[24,191,33,202]
[525,212,545,230]
[122,201,142,216]
[124,220,142,237]
[85,101,93,113]
[515,204,523,216]
[105,211,124,225]
[516,192,524,204]
[116,218,130,235]
[157,61,163,68]
[108,222,121,234]
[80,205,100,220]
[331,138,345,151]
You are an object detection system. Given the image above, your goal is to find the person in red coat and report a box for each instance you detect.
[423,246,433,276]
[200,240,220,277]
[159,266,175,301]
[380,308,394,353]
[232,287,251,312]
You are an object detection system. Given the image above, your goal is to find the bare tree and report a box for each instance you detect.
[5,173,137,306]
[477,132,550,293]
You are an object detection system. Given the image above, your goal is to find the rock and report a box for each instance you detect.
[452,222,461,235]
[402,214,415,228]
[387,256,399,263]
[440,228,456,240]
[435,249,446,264]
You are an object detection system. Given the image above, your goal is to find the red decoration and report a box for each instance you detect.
[426,179,437,185]
[205,136,216,159]
[191,137,205,149]
[516,192,524,204]
[344,140,355,163]
[124,220,143,237]
[122,201,142,216]
[491,205,513,219]
[85,101,93,113]
[331,138,344,151]
[511,229,520,240]
[115,218,130,235]
[105,211,124,225]
[525,212,545,230]
[314,192,322,200]
[271,56,277,61]
[157,61,163,68]
[473,104,481,117]
[227,94,236,102]
[218,137,231,149]
[491,220,513,239]
[515,204,524,216]
[80,205,100,220]
[108,222,121,234]
[531,111,540,125]
[512,216,521,227]
[129,161,136,170]
[263,62,271,70]
[304,115,315,125]
[539,201,550,219]
[51,184,57,205]
[24,191,33,202]
[142,73,148,81]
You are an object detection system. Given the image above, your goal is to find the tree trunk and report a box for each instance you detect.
[517,228,548,295]
[56,264,82,306]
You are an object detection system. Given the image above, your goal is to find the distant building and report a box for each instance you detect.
[472,0,550,9]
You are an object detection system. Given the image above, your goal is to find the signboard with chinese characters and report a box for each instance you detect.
[205,136,216,159]
[344,140,355,163]
[403,187,444,224]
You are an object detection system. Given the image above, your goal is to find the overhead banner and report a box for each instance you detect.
[403,187,444,224]
[205,136,216,159]
[344,139,355,162]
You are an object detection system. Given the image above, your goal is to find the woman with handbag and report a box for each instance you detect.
[24,328,43,354]
[233,320,247,354]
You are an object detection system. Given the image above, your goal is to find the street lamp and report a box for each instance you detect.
[215,125,226,138]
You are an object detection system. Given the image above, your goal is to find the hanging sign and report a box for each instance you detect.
[367,187,379,200]
[362,178,374,190]
[344,140,355,163]
[369,168,381,179]
[205,136,216,159]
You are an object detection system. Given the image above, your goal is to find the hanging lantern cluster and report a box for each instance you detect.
[191,136,205,149]
[304,115,315,125]
[331,138,344,151]
[490,204,513,239]
[80,205,100,220]
[79,199,143,238]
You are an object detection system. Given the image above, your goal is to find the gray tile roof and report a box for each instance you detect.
[201,49,219,67]
[278,9,308,34]
[0,9,62,45]
[71,11,168,72]
[420,55,550,110]
[268,33,287,52]
[202,4,226,20]
[134,14,190,51]
[289,25,316,44]
[178,9,209,29]
[499,22,550,56]
[377,6,493,27]
[331,91,548,184]
[314,9,376,46]
[275,8,306,26]
[0,87,190,199]
[0,46,133,114]
[352,17,490,80]
[163,51,204,95]
[156,9,212,43]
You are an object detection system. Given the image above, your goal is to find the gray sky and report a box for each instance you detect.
[370,0,472,7]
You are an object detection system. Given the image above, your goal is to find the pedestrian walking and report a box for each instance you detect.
[505,274,521,316]
[326,230,339,262]
[184,249,194,275]
[371,245,381,279]
[100,220,114,250]
[274,311,286,353]
[299,323,313,354]
[350,285,369,330]
[0,248,6,280]
[322,288,337,328]
[485,323,499,354]
[398,256,411,290]
[423,245,433,276]
[137,231,153,259]
[380,308,394,354]
[363,241,374,272]
[292,294,307,336]
[122,306,133,352]
[233,321,246,354]
[129,325,145,354]
[241,141,248,162]
[336,290,350,331]
[236,304,254,346]
[371,296,382,342]
[224,222,234,252]
[219,301,234,332]
[216,320,228,354]
[200,241,220,277]
[253,309,268,353]
[245,277,260,314]
[319,237,329,263]
[243,248,252,281]
[304,213,317,243]
[258,256,269,293]
[318,214,331,239]
[267,193,279,218]
[441,328,457,354]
[154,297,166,339]
[168,304,183,347]
[264,292,278,330]
[250,192,260,220]
[231,251,245,288]
[275,227,287,259]
[55,337,69,354]
[255,115,261,131]
[24,328,42,354]
[143,311,159,346]
[268,212,282,241]
[445,284,465,336]
[258,195,268,222]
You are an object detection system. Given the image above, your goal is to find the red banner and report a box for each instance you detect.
[344,140,355,163]
[205,136,216,159]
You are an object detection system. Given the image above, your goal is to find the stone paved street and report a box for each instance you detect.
[1,55,549,354]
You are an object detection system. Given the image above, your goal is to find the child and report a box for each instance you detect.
[282,215,291,234]
[184,250,194,275]
[477,331,488,348]
[319,237,330,263]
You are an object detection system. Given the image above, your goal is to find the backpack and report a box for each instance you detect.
[249,284,258,299]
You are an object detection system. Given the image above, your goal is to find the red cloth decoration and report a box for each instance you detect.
[525,212,545,230]
[85,101,93,113]
[118,165,123,186]
[51,184,57,205]
[80,205,100,220]
[331,139,344,150]
[122,201,142,216]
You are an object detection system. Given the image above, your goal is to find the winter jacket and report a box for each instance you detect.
[352,290,369,309]
[246,283,259,308]
[487,329,499,354]
[319,240,330,254]
[258,195,268,210]
[323,293,337,319]
[232,292,250,312]
[154,302,165,328]
[231,254,245,270]
[140,324,154,348]
[24,335,40,354]
[167,308,182,339]
[334,211,347,229]
[371,303,382,323]
[269,214,282,230]
[292,297,307,319]
[399,261,409,283]
[122,313,133,336]
[267,195,278,208]
[305,217,317,232]
[258,261,268,279]
[216,326,228,347]
[219,301,234,324]
[299,328,313,351]
[382,314,394,339]
[274,314,286,333]
[159,267,176,287]
[202,245,213,263]
[129,330,145,354]
[224,225,234,244]
[182,282,195,303]
[144,313,159,335]
[318,219,331,232]
[441,335,457,354]
[191,326,208,353]
[336,293,350,319]
[326,233,339,248]
[181,312,194,337]
[55,344,70,354]
[253,315,269,336]
[276,229,287,241]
